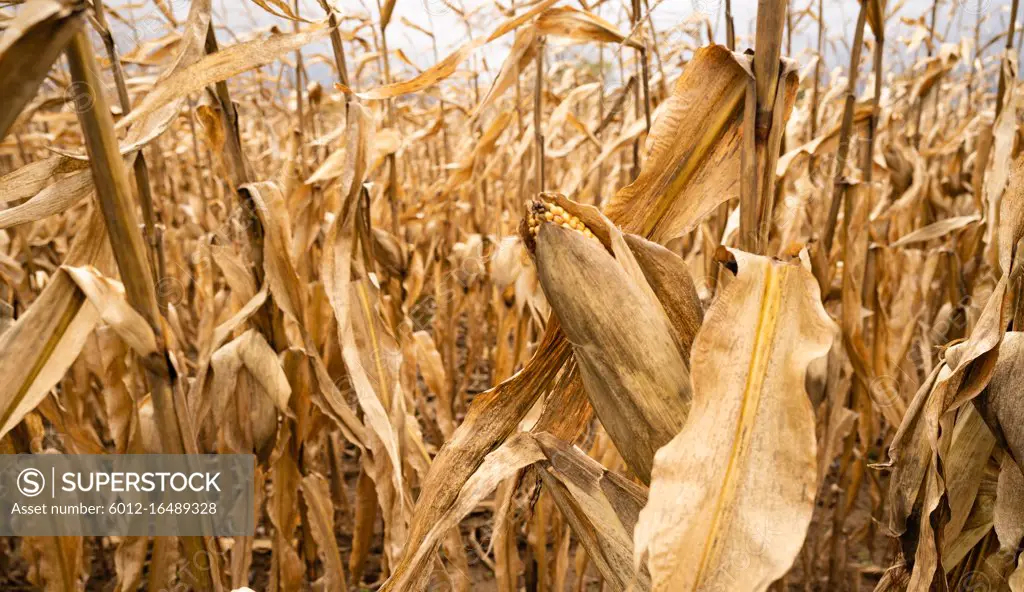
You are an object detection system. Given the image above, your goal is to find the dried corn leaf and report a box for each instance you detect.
[342,38,484,100]
[63,265,157,359]
[0,0,84,140]
[0,210,112,439]
[0,156,89,207]
[248,0,308,22]
[604,45,795,243]
[473,27,537,118]
[886,275,1012,537]
[885,148,1024,549]
[485,0,559,41]
[117,22,330,153]
[386,323,572,589]
[635,249,834,592]
[383,432,546,591]
[301,473,350,591]
[535,7,640,49]
[533,432,651,592]
[211,329,292,418]
[890,215,980,248]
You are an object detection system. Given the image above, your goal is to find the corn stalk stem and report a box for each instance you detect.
[641,0,668,99]
[753,0,786,137]
[204,24,279,346]
[739,0,787,254]
[293,0,307,168]
[64,29,218,591]
[808,0,824,181]
[90,0,165,311]
[739,78,758,253]
[967,0,982,109]
[821,3,867,257]
[911,0,940,147]
[535,36,545,193]
[724,0,736,50]
[996,0,1021,118]
[708,0,737,291]
[631,0,651,133]
[319,0,351,98]
[376,0,401,235]
[862,33,883,185]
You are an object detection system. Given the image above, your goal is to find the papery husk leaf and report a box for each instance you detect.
[976,332,1024,469]
[622,234,704,367]
[534,223,691,483]
[999,152,1024,275]
[531,363,592,442]
[941,461,996,569]
[635,249,834,592]
[940,406,995,546]
[995,456,1024,552]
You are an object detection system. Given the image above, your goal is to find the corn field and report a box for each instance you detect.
[0,0,1022,589]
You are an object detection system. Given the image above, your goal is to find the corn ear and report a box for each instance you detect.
[532,211,691,484]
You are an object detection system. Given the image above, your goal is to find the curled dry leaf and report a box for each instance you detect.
[340,38,485,100]
[603,45,796,243]
[0,0,84,140]
[535,7,641,49]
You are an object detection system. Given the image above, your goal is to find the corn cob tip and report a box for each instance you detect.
[521,199,600,256]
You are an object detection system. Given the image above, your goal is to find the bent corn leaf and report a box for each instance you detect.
[635,249,834,592]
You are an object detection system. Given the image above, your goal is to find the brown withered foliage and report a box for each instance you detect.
[0,0,1023,590]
